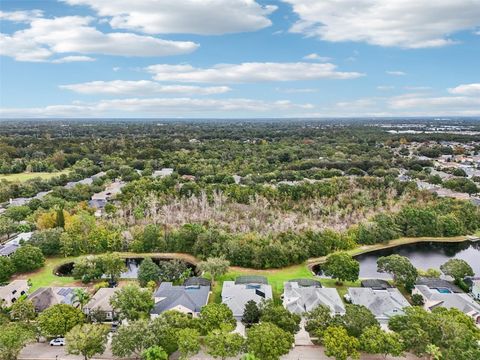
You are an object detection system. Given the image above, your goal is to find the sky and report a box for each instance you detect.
[0,0,479,119]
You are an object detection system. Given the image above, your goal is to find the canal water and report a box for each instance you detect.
[56,257,196,279]
[354,240,480,279]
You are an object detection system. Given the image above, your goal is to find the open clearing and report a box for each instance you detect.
[0,170,70,182]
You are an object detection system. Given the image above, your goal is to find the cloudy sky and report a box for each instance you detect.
[1,0,479,118]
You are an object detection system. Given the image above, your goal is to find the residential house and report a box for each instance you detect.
[89,180,125,214]
[222,276,273,319]
[413,284,480,324]
[151,281,210,318]
[0,232,33,257]
[283,280,345,315]
[28,286,86,312]
[347,287,410,325]
[152,168,174,178]
[0,280,29,307]
[415,278,462,293]
[83,288,121,321]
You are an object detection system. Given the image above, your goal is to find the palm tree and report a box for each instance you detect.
[72,288,91,311]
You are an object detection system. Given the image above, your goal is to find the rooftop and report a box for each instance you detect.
[348,287,410,322]
[152,282,210,315]
[283,281,345,315]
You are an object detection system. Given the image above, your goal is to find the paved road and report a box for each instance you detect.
[21,343,418,360]
[19,342,119,360]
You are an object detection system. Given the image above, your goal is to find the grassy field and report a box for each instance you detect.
[14,256,78,292]
[0,170,69,182]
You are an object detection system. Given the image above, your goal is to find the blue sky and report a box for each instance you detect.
[1,0,479,118]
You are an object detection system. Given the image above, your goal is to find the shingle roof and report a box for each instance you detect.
[84,288,119,313]
[28,287,84,312]
[415,285,480,317]
[348,287,410,322]
[222,281,273,318]
[283,281,345,314]
[151,282,210,315]
[415,278,462,293]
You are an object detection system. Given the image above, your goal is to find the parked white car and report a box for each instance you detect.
[49,338,65,346]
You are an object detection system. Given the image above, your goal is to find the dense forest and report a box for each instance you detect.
[1,119,480,269]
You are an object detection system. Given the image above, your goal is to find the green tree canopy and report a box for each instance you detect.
[205,325,244,360]
[323,325,360,360]
[360,326,404,359]
[323,252,359,284]
[377,254,418,291]
[260,300,301,334]
[246,322,294,360]
[177,328,200,360]
[242,300,261,327]
[440,259,474,281]
[198,257,230,282]
[0,322,35,360]
[199,303,236,334]
[11,245,45,273]
[65,324,109,360]
[110,284,154,321]
[37,304,84,337]
[0,257,15,283]
[137,257,160,287]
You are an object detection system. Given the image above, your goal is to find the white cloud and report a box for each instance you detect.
[303,53,331,62]
[51,55,96,63]
[377,85,394,91]
[0,10,43,22]
[389,93,480,112]
[386,70,406,76]
[0,16,198,62]
[448,83,480,95]
[276,87,318,94]
[146,62,364,83]
[0,97,313,118]
[59,80,231,95]
[284,0,480,48]
[62,0,276,35]
[404,86,431,91]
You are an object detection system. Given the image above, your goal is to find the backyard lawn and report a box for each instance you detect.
[0,170,69,182]
[210,263,357,304]
[15,256,78,292]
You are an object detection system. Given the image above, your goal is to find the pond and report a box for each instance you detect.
[56,257,197,279]
[314,240,480,279]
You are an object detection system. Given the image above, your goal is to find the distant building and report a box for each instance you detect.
[151,281,210,318]
[283,280,345,315]
[413,284,480,324]
[152,168,174,178]
[0,232,33,257]
[222,276,273,319]
[28,287,86,312]
[0,280,29,307]
[83,288,121,321]
[472,280,480,300]
[347,287,410,324]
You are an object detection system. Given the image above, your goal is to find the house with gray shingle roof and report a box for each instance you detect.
[28,286,86,312]
[413,284,480,325]
[347,287,410,324]
[0,280,29,307]
[222,278,272,319]
[151,282,210,318]
[283,281,345,315]
[83,287,121,321]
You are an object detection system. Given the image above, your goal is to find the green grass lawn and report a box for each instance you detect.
[15,257,77,292]
[210,263,357,304]
[0,170,69,182]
